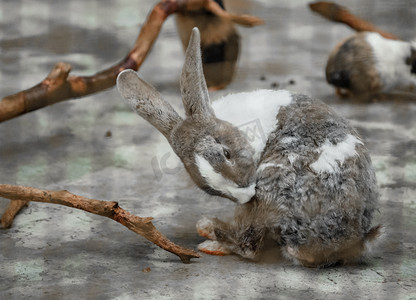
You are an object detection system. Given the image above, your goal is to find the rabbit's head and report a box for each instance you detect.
[325,32,382,96]
[117,28,256,204]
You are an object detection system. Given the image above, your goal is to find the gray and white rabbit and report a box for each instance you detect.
[326,32,416,97]
[117,28,381,267]
[117,28,257,205]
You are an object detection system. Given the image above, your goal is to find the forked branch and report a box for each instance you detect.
[0,0,263,123]
[309,1,399,40]
[0,1,171,123]
[1,199,29,229]
[0,184,200,263]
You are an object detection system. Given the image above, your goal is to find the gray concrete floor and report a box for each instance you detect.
[1,0,415,299]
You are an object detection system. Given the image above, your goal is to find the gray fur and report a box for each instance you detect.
[258,94,378,243]
[117,28,256,204]
[180,27,215,120]
[198,94,380,267]
[117,70,183,138]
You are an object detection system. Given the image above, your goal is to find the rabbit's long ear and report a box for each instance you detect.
[180,27,215,120]
[117,69,183,138]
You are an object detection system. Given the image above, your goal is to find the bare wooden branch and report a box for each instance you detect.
[202,0,264,27]
[0,0,263,123]
[0,184,200,263]
[1,199,29,229]
[0,1,173,123]
[309,1,399,40]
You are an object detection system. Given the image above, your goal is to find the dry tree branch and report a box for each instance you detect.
[309,1,399,40]
[202,0,264,27]
[1,199,29,229]
[0,1,172,123]
[0,184,200,263]
[0,0,263,123]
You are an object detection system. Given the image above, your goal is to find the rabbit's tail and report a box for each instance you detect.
[284,224,384,268]
[362,224,385,254]
[332,224,385,266]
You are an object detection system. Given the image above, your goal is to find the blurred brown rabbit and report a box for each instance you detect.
[175,0,263,90]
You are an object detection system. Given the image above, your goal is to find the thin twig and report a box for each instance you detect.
[309,1,399,40]
[0,184,200,263]
[202,0,264,27]
[1,200,29,229]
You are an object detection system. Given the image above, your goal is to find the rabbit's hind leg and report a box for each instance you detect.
[196,222,266,259]
[232,224,266,259]
[196,203,268,259]
[196,216,235,256]
[197,240,233,256]
[196,216,227,240]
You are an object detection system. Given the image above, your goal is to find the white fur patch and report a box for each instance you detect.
[281,136,298,144]
[310,134,363,174]
[287,153,299,165]
[198,240,231,255]
[196,216,216,240]
[195,154,255,204]
[257,162,284,173]
[365,32,416,91]
[212,89,293,161]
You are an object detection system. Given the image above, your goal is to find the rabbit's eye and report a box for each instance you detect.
[223,148,231,160]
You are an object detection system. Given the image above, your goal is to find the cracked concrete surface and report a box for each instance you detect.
[1,0,415,299]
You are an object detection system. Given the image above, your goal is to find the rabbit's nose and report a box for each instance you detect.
[327,70,350,89]
[411,60,416,74]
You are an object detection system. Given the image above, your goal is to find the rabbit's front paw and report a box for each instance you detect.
[198,240,232,256]
[196,216,217,240]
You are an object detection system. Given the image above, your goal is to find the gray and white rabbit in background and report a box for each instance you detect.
[326,32,416,97]
[117,28,381,268]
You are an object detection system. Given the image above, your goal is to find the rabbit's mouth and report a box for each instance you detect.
[201,184,255,204]
[195,154,256,204]
[227,184,256,204]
